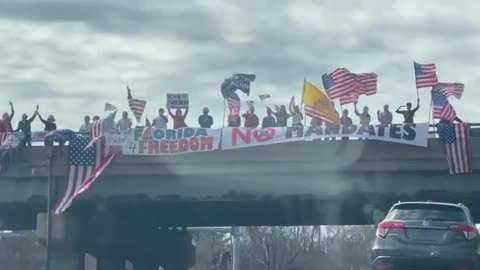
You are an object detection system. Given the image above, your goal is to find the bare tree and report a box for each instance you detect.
[241,226,331,270]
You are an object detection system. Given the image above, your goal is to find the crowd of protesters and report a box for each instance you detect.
[0,97,464,146]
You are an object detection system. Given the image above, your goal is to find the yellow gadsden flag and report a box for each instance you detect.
[302,80,340,123]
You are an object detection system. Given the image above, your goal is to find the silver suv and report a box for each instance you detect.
[371,201,480,270]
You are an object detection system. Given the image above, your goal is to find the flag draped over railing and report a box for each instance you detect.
[54,135,116,214]
[0,133,24,172]
[436,122,471,175]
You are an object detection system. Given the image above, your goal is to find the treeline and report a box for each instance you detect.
[193,226,375,270]
[0,226,374,270]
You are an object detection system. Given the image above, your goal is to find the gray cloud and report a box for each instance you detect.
[0,0,222,43]
[0,0,479,130]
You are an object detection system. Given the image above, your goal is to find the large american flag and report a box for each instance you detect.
[437,122,471,175]
[322,68,357,99]
[339,91,359,105]
[432,89,456,122]
[54,135,116,214]
[0,133,24,172]
[353,72,377,96]
[434,82,464,99]
[127,86,147,123]
[414,62,438,88]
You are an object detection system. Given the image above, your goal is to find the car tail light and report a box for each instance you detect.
[376,265,391,270]
[449,224,477,240]
[376,220,404,238]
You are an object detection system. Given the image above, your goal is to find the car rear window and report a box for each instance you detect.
[387,204,468,223]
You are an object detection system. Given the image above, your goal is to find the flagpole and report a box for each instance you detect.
[302,78,307,126]
[222,99,227,129]
[45,149,55,270]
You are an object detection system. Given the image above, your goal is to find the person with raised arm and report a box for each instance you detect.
[396,98,420,124]
[0,101,15,132]
[377,104,392,126]
[15,105,39,146]
[168,108,188,129]
[354,102,371,127]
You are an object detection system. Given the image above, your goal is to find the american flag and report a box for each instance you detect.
[227,93,240,116]
[339,91,359,105]
[87,111,116,148]
[353,72,377,96]
[434,82,464,99]
[322,68,357,99]
[432,89,456,122]
[414,62,438,88]
[0,133,23,149]
[127,86,147,123]
[54,135,116,214]
[436,122,471,175]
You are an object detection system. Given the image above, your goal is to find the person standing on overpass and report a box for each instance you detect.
[0,101,14,132]
[396,98,420,124]
[14,105,39,146]
[198,107,213,128]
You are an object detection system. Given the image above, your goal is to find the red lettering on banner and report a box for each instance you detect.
[253,128,275,142]
[200,136,213,150]
[170,140,178,153]
[160,140,168,153]
[178,139,189,152]
[232,128,250,145]
[190,137,199,151]
[148,140,159,154]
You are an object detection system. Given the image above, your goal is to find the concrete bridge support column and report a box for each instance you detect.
[36,212,85,270]
[132,259,159,270]
[97,256,126,270]
[49,246,85,270]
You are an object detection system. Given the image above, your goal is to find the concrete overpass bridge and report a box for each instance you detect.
[0,131,479,270]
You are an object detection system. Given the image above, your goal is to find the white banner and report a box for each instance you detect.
[221,123,429,150]
[106,127,221,155]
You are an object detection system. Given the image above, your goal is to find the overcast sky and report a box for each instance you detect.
[1,0,479,130]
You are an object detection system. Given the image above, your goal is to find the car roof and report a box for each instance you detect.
[391,201,467,209]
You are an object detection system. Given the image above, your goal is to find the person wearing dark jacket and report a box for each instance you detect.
[15,105,39,146]
[38,114,56,132]
[198,107,213,128]
[262,108,277,128]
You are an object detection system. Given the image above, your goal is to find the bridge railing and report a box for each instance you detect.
[6,122,480,147]
[428,123,480,137]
